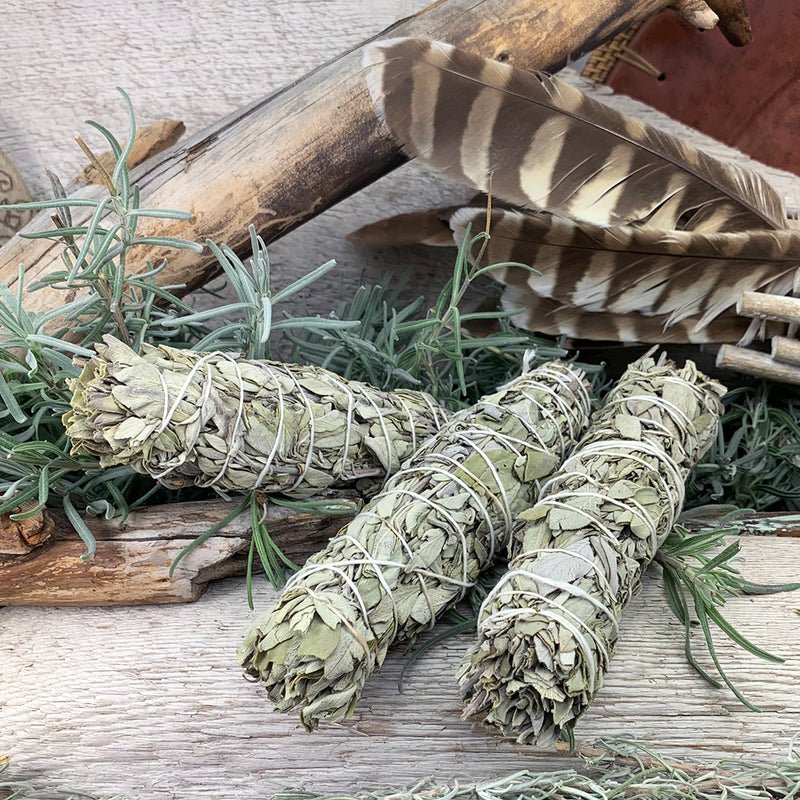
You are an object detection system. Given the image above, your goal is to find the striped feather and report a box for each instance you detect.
[346,208,456,247]
[449,207,800,344]
[363,38,787,234]
[498,285,766,344]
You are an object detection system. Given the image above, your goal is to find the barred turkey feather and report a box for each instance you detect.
[449,208,799,343]
[359,38,800,345]
[363,38,787,234]
[498,285,763,344]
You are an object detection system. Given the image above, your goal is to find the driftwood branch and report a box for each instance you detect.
[0,0,729,315]
[0,497,355,606]
[0,146,34,246]
[71,119,186,189]
[1,497,797,606]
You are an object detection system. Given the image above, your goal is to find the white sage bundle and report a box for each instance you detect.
[64,335,449,498]
[239,362,592,729]
[459,354,726,745]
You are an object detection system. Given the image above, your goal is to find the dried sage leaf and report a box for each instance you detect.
[239,362,593,730]
[64,335,449,497]
[459,353,726,746]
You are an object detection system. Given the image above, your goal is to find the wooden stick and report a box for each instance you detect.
[771,335,800,367]
[0,497,355,606]
[703,0,752,45]
[717,344,800,385]
[0,0,724,316]
[670,0,719,29]
[737,291,800,325]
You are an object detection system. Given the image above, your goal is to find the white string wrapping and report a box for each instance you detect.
[460,353,726,745]
[66,336,450,499]
[239,361,594,730]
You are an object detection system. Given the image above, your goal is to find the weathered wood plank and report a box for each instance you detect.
[0,498,353,606]
[1,537,798,798]
[1,501,796,606]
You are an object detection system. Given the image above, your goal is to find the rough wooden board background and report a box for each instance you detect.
[2,537,799,799]
[3,1,800,797]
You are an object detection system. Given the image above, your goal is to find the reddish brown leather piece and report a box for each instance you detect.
[607,1,800,177]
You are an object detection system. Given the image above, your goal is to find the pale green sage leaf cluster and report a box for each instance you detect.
[239,361,592,729]
[64,335,449,498]
[459,354,726,745]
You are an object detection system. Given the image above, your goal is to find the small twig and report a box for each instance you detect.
[671,0,720,31]
[737,291,800,325]
[717,345,800,385]
[772,336,800,367]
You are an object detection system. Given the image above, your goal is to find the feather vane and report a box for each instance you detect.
[364,38,787,234]
[357,39,800,344]
[448,207,799,341]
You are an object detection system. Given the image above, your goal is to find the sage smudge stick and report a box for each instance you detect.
[64,335,449,498]
[459,354,726,746]
[239,361,592,730]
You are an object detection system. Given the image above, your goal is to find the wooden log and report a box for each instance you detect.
[0,0,726,315]
[0,497,355,606]
[704,0,752,45]
[716,344,800,385]
[0,501,54,556]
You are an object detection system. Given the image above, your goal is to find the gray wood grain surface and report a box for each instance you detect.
[2,537,799,799]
